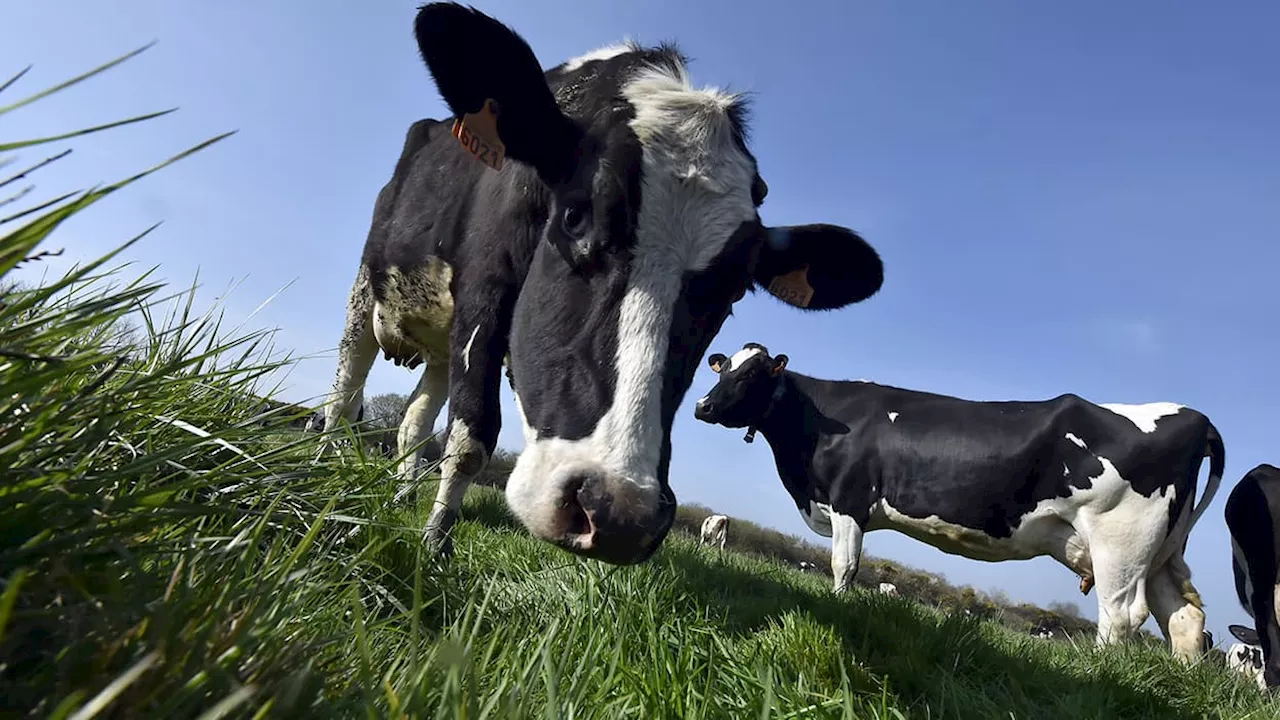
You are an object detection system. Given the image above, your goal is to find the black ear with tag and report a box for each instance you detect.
[708,353,726,373]
[754,224,883,310]
[414,2,581,181]
[771,354,788,376]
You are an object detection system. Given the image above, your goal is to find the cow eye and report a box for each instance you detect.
[561,201,591,239]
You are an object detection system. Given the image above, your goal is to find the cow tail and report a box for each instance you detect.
[1154,420,1224,608]
[1186,421,1225,535]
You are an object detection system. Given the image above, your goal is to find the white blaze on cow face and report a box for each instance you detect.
[505,63,758,559]
[1100,402,1184,434]
[887,411,899,423]
[696,345,763,407]
[559,42,636,72]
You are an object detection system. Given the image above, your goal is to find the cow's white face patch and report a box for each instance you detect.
[506,60,756,542]
[1100,402,1184,434]
[887,411,899,423]
[1227,642,1266,689]
[725,346,763,374]
[560,42,636,72]
[1065,433,1087,449]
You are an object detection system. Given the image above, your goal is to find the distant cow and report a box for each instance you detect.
[700,514,729,551]
[1226,624,1267,691]
[319,3,885,564]
[878,582,899,597]
[1225,463,1280,689]
[798,561,817,572]
[693,343,1224,662]
[1032,628,1054,640]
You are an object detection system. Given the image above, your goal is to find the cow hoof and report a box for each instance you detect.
[423,526,454,561]
[423,507,457,560]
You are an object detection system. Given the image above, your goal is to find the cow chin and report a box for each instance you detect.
[505,449,675,565]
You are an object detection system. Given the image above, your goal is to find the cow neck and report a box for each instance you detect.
[743,374,789,444]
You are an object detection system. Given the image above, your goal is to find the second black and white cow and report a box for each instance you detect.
[1225,463,1280,690]
[321,5,884,565]
[693,343,1224,661]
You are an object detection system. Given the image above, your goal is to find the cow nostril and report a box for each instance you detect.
[565,495,591,537]
[559,475,595,539]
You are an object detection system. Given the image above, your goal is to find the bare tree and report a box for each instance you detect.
[364,392,409,430]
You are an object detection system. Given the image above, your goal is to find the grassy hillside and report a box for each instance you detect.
[4,46,1278,720]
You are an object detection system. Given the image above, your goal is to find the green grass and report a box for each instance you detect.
[4,42,1280,720]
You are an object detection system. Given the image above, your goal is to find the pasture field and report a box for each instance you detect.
[3,276,1277,720]
[3,46,1277,720]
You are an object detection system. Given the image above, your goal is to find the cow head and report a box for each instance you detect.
[693,342,789,429]
[414,3,882,565]
[1227,624,1267,690]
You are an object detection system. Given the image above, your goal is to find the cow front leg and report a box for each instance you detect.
[422,291,513,559]
[830,512,865,593]
[317,265,378,461]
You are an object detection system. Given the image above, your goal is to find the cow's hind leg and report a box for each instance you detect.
[318,265,378,458]
[393,361,449,501]
[1146,555,1208,663]
[1088,516,1164,649]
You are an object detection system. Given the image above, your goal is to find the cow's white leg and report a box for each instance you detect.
[1146,556,1208,663]
[1089,545,1158,647]
[394,361,449,491]
[319,265,378,457]
[830,512,865,593]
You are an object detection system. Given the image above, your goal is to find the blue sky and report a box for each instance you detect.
[6,1,1278,644]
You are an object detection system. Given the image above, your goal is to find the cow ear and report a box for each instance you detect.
[1229,624,1260,645]
[753,223,883,310]
[708,353,726,373]
[771,354,788,376]
[414,3,580,180]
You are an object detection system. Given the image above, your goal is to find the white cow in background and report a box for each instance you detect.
[1227,624,1267,691]
[700,515,729,551]
[878,582,899,597]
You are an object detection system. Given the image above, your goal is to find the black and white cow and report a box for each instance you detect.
[700,514,729,550]
[1225,463,1280,690]
[692,343,1224,661]
[1226,624,1267,691]
[321,4,885,564]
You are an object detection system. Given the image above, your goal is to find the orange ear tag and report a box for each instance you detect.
[766,265,815,308]
[451,98,505,172]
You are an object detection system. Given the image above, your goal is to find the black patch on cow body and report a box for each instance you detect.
[739,373,1213,544]
[1225,463,1280,688]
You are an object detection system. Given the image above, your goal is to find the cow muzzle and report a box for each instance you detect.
[505,459,675,565]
